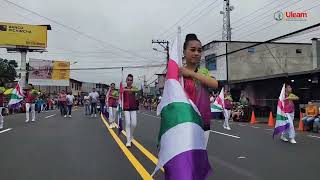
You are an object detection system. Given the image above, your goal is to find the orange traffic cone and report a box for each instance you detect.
[268,111,275,127]
[298,112,304,131]
[250,111,257,124]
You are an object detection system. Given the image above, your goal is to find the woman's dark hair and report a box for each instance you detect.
[183,34,201,50]
[285,83,292,88]
[127,74,133,78]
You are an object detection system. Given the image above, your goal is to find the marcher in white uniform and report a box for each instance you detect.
[123,74,139,147]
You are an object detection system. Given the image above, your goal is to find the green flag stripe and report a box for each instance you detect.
[211,104,223,110]
[159,102,203,141]
[276,114,288,121]
[10,94,22,100]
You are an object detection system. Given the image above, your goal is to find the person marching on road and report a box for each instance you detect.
[281,84,299,144]
[89,88,99,118]
[107,83,119,128]
[123,74,139,147]
[180,34,218,145]
[99,92,106,114]
[24,84,38,122]
[58,90,67,117]
[83,95,90,115]
[223,89,233,130]
[66,92,75,118]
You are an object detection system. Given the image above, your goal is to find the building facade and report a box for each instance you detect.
[201,38,320,115]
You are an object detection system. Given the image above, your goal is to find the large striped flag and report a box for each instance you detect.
[152,35,212,179]
[273,84,290,137]
[211,88,224,112]
[8,83,24,107]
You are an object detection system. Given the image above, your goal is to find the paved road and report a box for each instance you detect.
[1,108,319,180]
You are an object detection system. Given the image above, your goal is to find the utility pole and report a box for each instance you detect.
[220,0,234,85]
[152,40,169,67]
[220,0,233,41]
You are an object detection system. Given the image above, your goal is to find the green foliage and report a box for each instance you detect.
[0,58,18,86]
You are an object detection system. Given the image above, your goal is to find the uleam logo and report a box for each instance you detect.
[274,11,308,21]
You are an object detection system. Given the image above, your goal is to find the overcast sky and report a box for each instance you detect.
[0,0,319,87]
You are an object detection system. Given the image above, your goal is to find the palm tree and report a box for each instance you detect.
[0,58,18,86]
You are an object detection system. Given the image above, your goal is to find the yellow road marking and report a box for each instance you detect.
[100,114,153,180]
[120,129,164,172]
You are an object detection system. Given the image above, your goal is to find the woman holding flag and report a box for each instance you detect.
[223,89,233,130]
[180,34,218,142]
[123,74,139,147]
[107,83,119,128]
[153,33,217,179]
[24,84,38,122]
[282,84,299,144]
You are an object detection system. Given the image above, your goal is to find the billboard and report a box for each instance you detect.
[28,59,70,86]
[0,22,47,48]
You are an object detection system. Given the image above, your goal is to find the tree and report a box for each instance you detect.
[0,58,18,86]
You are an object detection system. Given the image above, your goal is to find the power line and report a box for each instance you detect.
[232,0,295,31]
[235,1,320,40]
[1,0,157,63]
[0,2,163,65]
[156,0,213,38]
[231,0,279,26]
[27,63,166,72]
[203,0,299,42]
[165,0,220,40]
[198,22,320,67]
[162,0,220,40]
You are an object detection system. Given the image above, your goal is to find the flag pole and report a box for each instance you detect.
[177,26,184,88]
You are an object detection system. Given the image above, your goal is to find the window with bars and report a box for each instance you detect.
[205,54,217,71]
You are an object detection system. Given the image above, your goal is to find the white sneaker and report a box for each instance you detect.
[126,141,131,147]
[25,120,29,123]
[94,114,97,118]
[91,114,94,117]
[289,139,297,144]
[69,115,72,118]
[226,127,231,130]
[31,119,35,122]
[281,135,289,142]
[64,115,67,118]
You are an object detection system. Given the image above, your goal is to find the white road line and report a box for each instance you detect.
[265,128,273,131]
[45,114,56,119]
[308,135,320,139]
[210,130,240,139]
[237,156,246,159]
[140,113,160,119]
[251,126,260,129]
[238,124,247,127]
[0,128,12,134]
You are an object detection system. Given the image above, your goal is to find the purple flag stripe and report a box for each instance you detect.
[163,149,212,180]
[273,123,290,138]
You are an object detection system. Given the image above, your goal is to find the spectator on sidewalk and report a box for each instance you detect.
[313,106,320,133]
[302,101,318,131]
